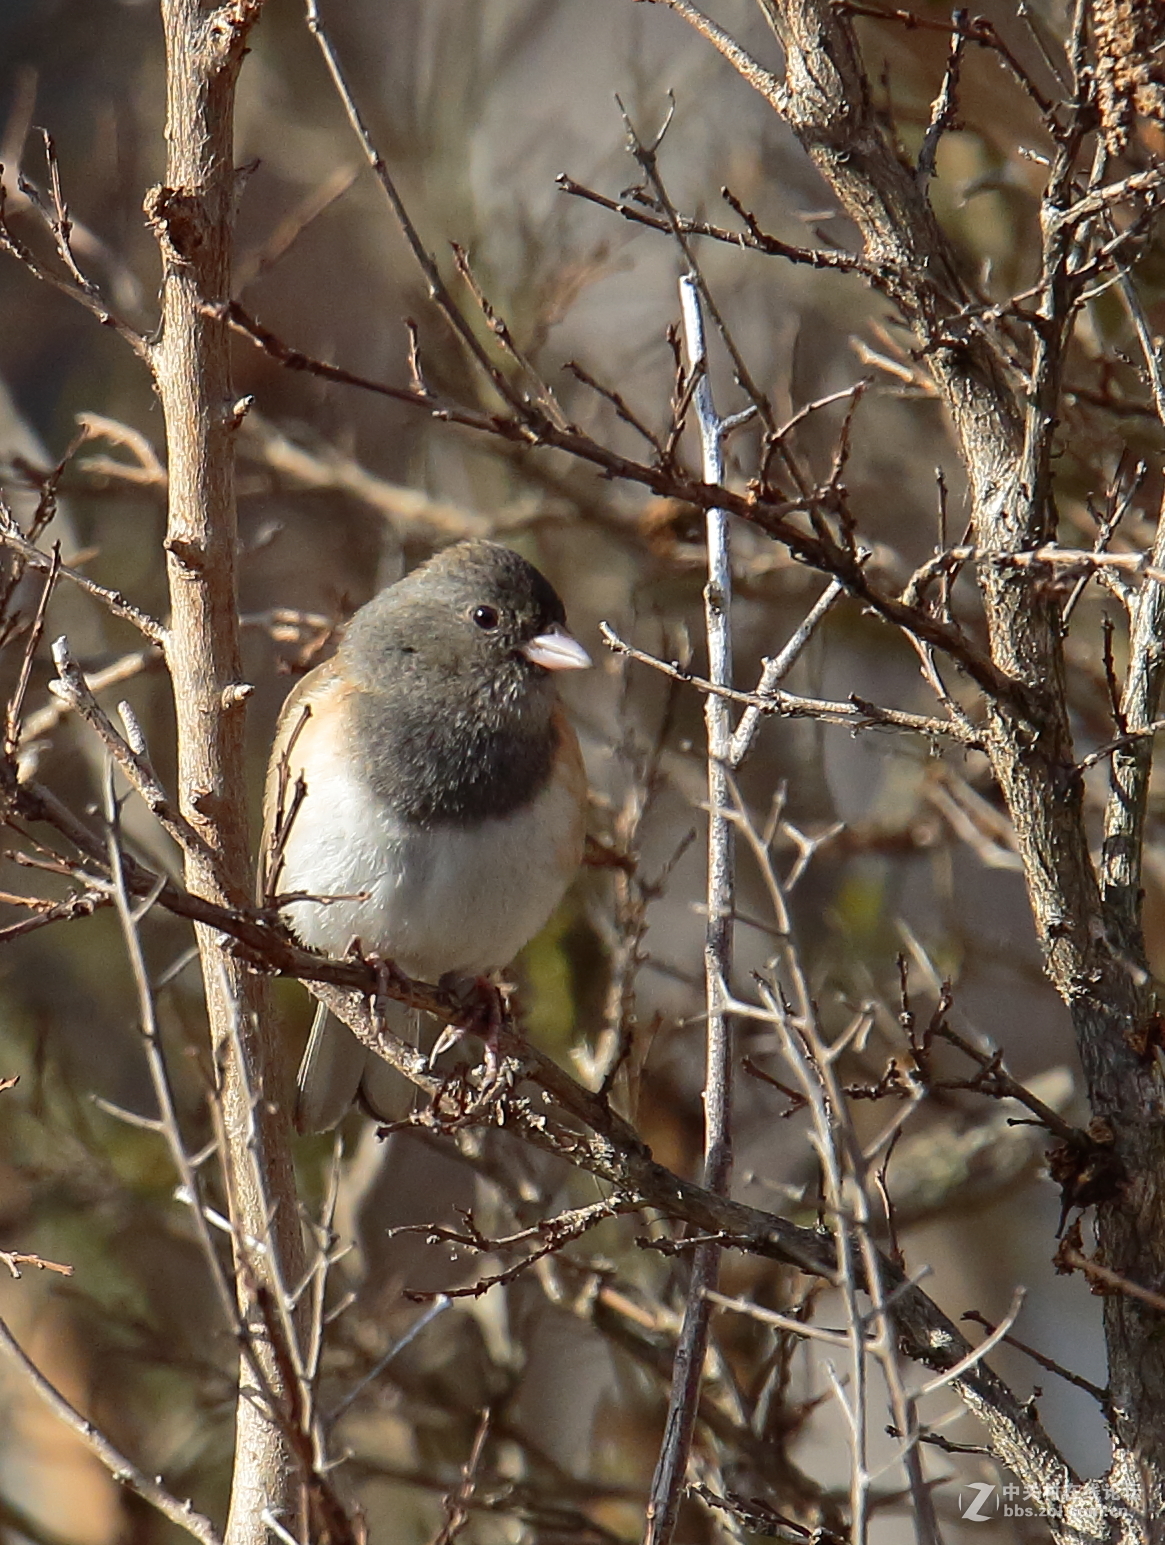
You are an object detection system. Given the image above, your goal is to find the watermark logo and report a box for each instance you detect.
[958,1483,1062,1521]
[959,1483,997,1522]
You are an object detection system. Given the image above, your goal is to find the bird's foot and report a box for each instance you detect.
[429,974,507,1087]
[360,951,410,1038]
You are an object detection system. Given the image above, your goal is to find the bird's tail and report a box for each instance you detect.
[295,1000,425,1133]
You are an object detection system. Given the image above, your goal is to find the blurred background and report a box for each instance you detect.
[0,0,1162,1540]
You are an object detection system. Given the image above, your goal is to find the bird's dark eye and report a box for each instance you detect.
[472,605,499,631]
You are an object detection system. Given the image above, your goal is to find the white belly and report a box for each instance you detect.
[277,754,577,981]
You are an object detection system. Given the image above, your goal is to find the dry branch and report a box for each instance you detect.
[0,1312,223,1545]
[146,6,307,1544]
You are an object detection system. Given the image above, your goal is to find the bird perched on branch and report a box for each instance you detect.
[261,539,591,1132]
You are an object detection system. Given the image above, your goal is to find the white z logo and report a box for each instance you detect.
[960,1483,997,1521]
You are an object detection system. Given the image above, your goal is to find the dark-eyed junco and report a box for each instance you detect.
[261,539,591,1132]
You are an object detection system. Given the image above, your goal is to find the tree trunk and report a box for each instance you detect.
[148,6,306,1543]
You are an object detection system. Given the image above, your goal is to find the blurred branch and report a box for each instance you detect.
[431,1409,492,1545]
[234,162,359,292]
[396,1199,630,1302]
[0,158,150,363]
[834,1,1054,111]
[238,413,494,541]
[72,412,167,489]
[0,1311,223,1545]
[0,1491,91,1545]
[303,0,532,419]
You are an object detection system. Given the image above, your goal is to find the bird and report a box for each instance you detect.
[260,539,591,1133]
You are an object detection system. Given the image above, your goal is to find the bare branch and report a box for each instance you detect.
[303,0,533,421]
[729,579,845,766]
[556,172,882,282]
[16,645,162,774]
[147,9,306,1545]
[644,275,737,1545]
[0,1310,223,1545]
[600,622,980,743]
[49,635,209,862]
[916,18,967,189]
[0,165,150,362]
[0,516,166,643]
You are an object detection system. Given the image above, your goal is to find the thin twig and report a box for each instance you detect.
[303,0,533,421]
[556,173,882,283]
[961,1310,1112,1415]
[17,645,163,767]
[729,579,845,766]
[562,359,664,455]
[3,545,58,757]
[327,1298,452,1427]
[0,1310,224,1545]
[917,1289,1026,1398]
[619,105,775,434]
[0,1250,73,1279]
[49,635,209,862]
[916,13,967,189]
[0,165,150,363]
[601,622,980,744]
[103,764,241,1334]
[0,519,166,643]
[1059,1247,1165,1315]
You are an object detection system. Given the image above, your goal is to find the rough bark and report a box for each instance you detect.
[742,0,1165,1529]
[147,6,305,1544]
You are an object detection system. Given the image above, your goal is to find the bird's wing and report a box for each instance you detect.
[259,659,376,1133]
[258,658,342,905]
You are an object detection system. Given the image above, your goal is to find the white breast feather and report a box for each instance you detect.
[277,745,576,982]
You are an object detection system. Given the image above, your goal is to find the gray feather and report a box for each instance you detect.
[295,1001,426,1133]
[295,1005,367,1134]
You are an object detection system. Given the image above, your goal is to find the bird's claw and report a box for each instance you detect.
[429,975,507,1089]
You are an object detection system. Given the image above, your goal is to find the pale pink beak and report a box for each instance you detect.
[521,622,591,672]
